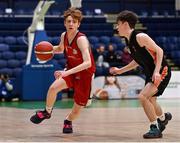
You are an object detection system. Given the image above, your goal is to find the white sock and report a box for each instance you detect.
[159,113,165,121]
[151,120,158,126]
[150,120,159,129]
[46,106,53,114]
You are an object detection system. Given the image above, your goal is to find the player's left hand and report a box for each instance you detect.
[152,72,162,87]
[54,70,67,79]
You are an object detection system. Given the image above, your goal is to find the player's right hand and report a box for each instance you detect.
[54,70,62,79]
[109,67,119,75]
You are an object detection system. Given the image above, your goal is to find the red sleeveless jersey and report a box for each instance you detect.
[64,32,96,74]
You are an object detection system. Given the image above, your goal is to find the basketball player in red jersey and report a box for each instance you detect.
[30,7,96,134]
[110,10,172,138]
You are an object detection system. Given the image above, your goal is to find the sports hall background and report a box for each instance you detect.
[0,0,179,100]
[0,0,180,142]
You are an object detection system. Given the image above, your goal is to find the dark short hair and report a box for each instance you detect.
[116,10,138,29]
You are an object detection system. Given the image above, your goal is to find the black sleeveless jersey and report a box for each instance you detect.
[126,30,168,78]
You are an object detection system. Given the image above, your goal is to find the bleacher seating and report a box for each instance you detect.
[0,0,179,79]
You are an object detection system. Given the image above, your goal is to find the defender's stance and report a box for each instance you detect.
[30,8,95,134]
[110,10,172,139]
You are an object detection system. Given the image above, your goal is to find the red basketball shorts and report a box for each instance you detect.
[62,71,94,106]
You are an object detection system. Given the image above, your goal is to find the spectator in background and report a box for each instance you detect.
[95,44,109,68]
[94,76,127,99]
[0,74,14,101]
[105,44,122,67]
[121,46,133,66]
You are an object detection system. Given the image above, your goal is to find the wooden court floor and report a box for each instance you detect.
[0,99,180,142]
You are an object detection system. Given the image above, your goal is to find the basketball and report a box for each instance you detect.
[34,41,54,61]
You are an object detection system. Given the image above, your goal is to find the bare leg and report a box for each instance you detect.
[149,96,163,117]
[30,78,69,124]
[138,83,158,122]
[46,78,68,109]
[139,83,163,138]
[66,102,84,121]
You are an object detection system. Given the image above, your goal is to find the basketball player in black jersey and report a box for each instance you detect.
[110,10,172,139]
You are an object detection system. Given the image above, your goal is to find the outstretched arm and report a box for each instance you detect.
[110,60,139,75]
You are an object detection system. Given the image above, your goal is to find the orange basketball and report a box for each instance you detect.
[35,41,54,61]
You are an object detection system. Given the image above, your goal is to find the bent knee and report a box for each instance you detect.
[138,93,148,102]
[149,96,157,103]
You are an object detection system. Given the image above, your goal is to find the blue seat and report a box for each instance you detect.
[94,43,104,50]
[4,36,16,45]
[0,60,7,68]
[16,36,28,45]
[155,36,167,44]
[168,43,178,51]
[20,59,26,66]
[117,43,125,51]
[15,51,27,60]
[99,36,110,45]
[110,36,122,44]
[13,68,22,77]
[7,59,20,68]
[88,36,99,45]
[0,44,9,52]
[0,68,13,77]
[0,9,4,15]
[171,51,180,59]
[167,36,178,44]
[51,36,60,45]
[161,43,170,52]
[0,36,4,43]
[2,51,15,60]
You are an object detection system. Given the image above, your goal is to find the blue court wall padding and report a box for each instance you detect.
[21,65,62,101]
[20,30,62,101]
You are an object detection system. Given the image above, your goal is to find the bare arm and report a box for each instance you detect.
[63,36,91,76]
[53,32,65,54]
[137,33,164,86]
[110,60,139,75]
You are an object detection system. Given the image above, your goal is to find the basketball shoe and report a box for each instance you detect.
[158,112,172,132]
[63,119,73,134]
[143,124,162,139]
[30,110,51,124]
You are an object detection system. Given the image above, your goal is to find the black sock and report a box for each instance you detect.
[64,119,72,125]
